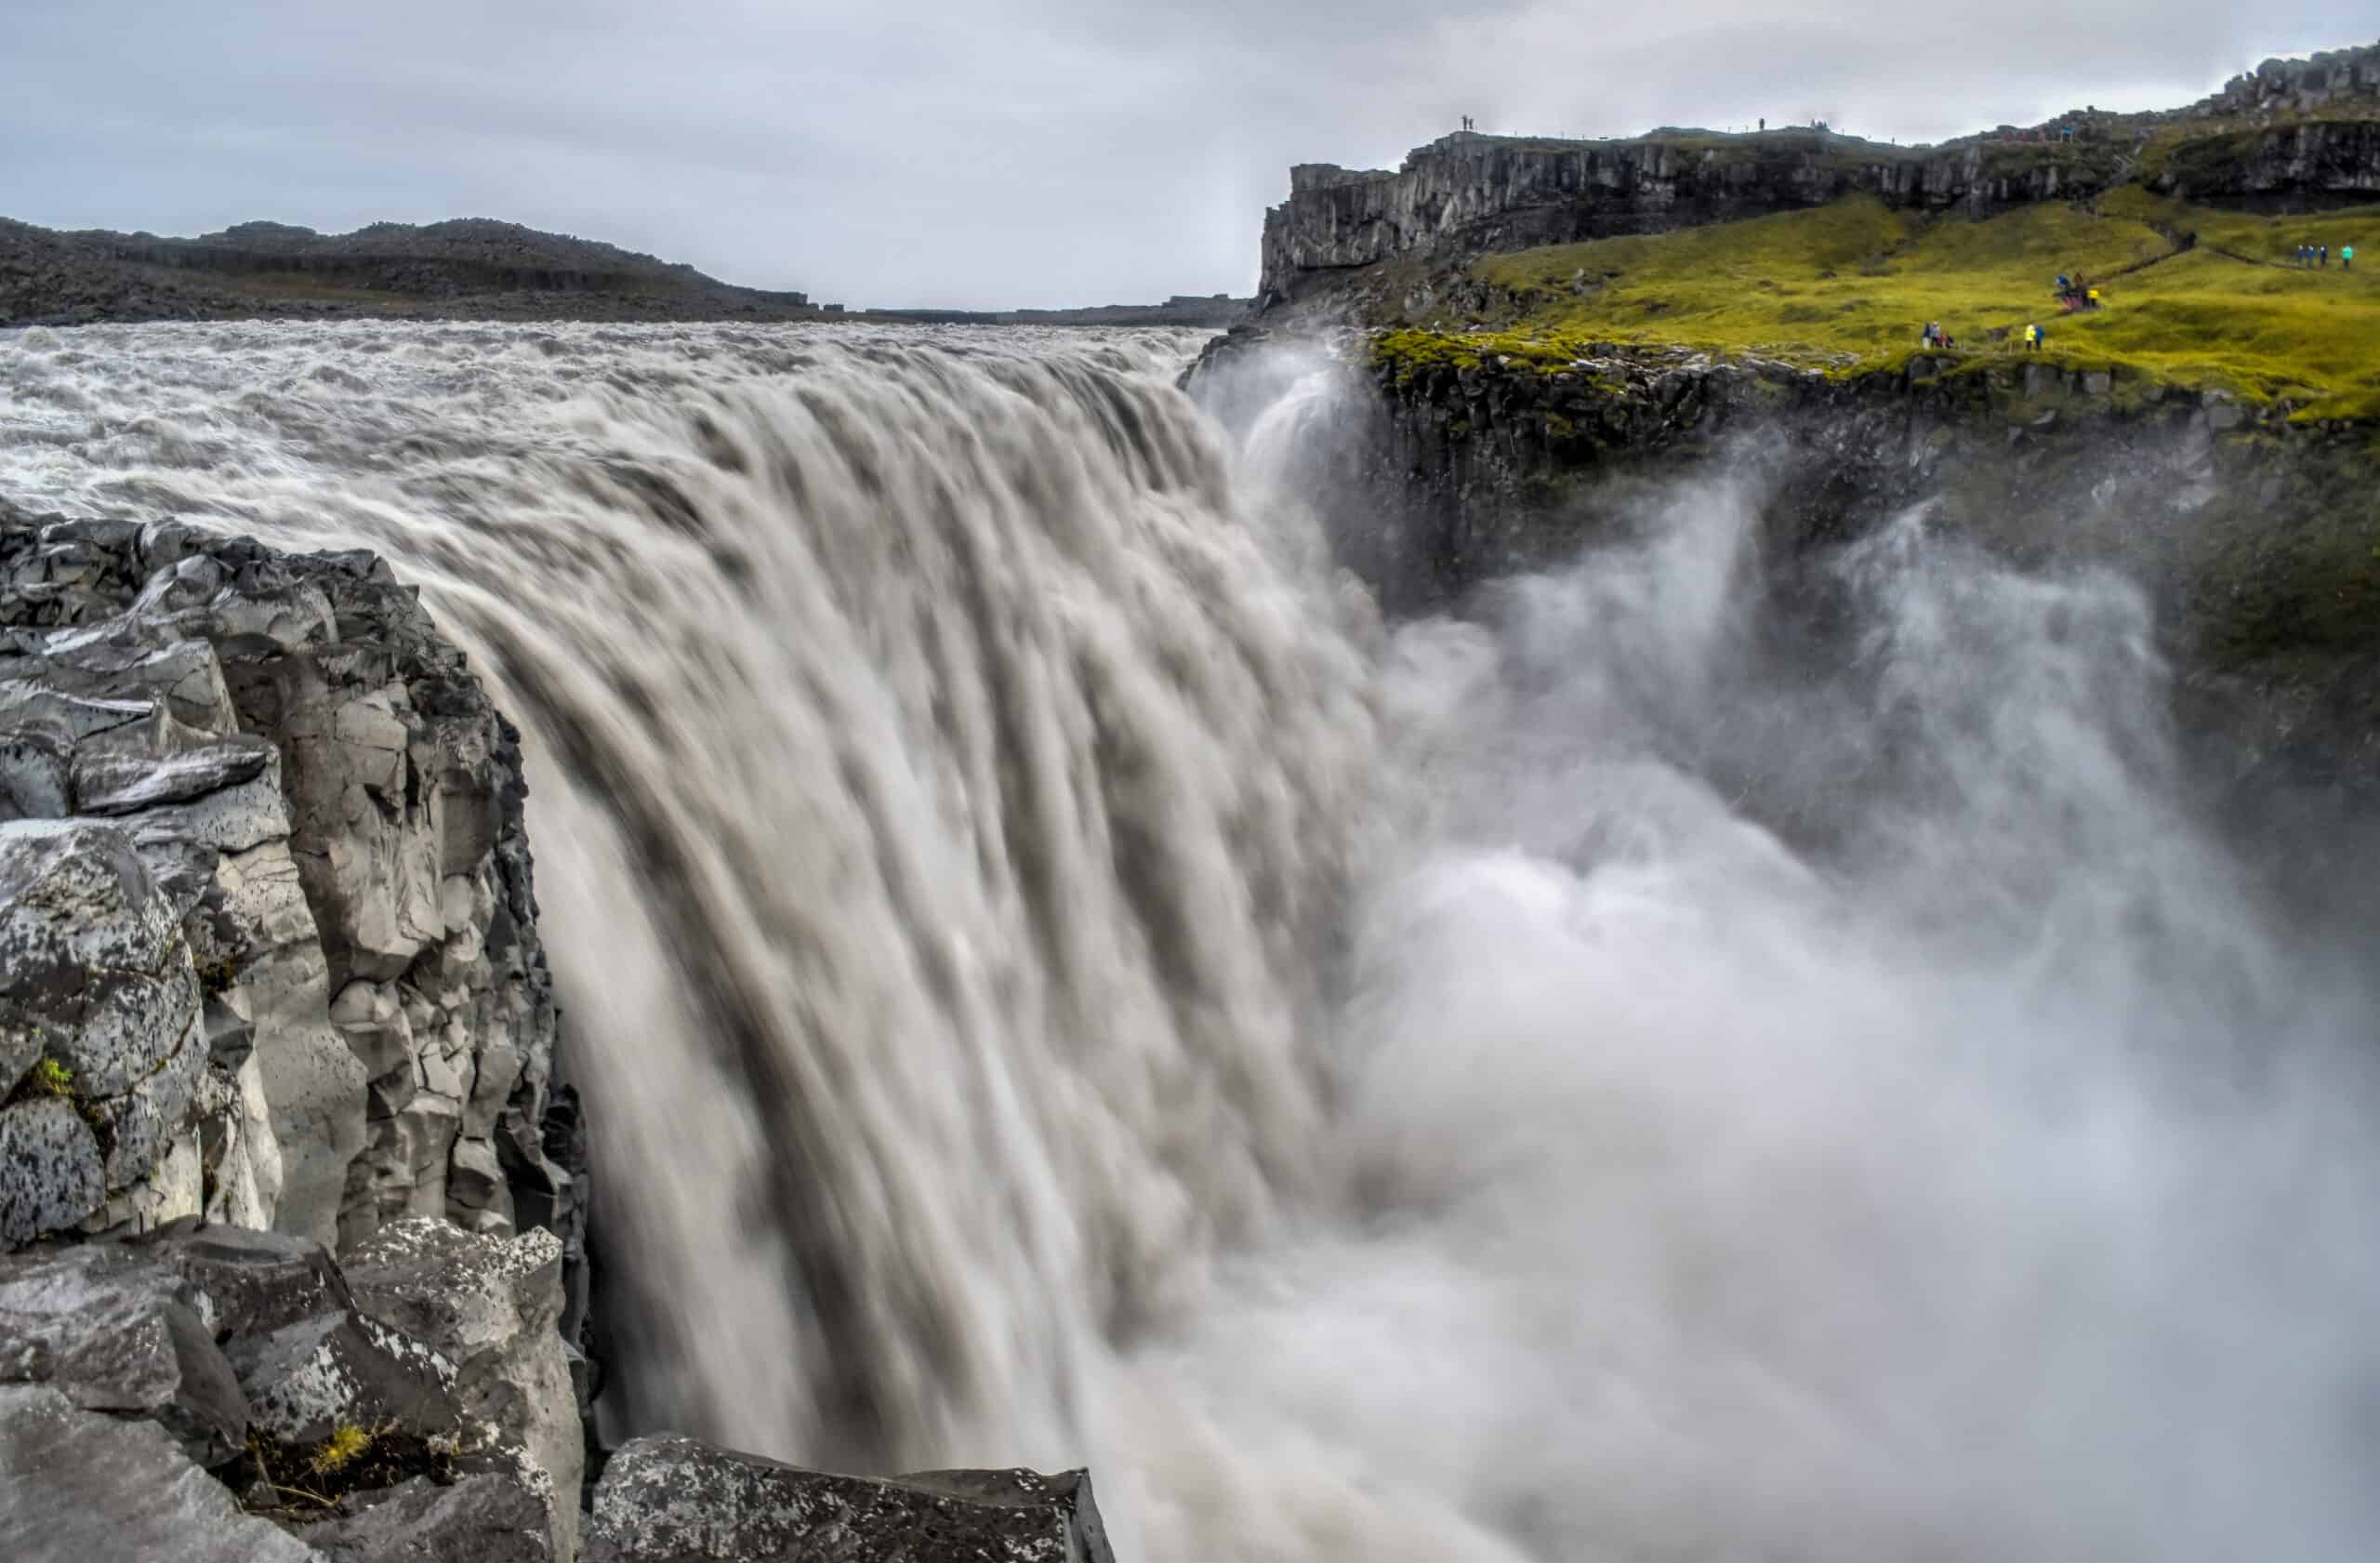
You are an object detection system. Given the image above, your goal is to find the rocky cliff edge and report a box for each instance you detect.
[0,509,1124,1562]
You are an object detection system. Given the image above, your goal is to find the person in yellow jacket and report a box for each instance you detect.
[2086,287,2101,309]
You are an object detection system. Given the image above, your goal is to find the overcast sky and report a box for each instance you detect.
[3,3,2371,309]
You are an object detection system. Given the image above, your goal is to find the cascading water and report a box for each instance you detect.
[1,321,2374,1562]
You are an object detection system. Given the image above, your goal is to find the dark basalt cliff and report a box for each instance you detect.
[1262,135,2106,303]
[1259,41,2380,307]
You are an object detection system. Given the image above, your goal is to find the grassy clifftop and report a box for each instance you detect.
[1385,192,2380,420]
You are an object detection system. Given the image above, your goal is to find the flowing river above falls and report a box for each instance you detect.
[2,319,2375,1562]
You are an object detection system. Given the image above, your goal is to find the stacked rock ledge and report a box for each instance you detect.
[0,507,587,1557]
[0,507,577,1267]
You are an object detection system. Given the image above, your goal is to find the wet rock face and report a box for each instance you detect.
[0,511,575,1297]
[588,1437,1116,1563]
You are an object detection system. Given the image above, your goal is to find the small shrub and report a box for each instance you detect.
[30,1058,73,1099]
[243,1421,455,1514]
[311,1423,374,1476]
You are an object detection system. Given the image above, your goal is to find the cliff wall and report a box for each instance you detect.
[1259,41,2380,307]
[1263,135,2103,302]
[0,510,582,1273]
[2189,44,2380,120]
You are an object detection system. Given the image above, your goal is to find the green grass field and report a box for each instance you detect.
[1405,192,2380,419]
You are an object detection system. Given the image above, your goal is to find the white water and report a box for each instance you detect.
[3,321,2374,1561]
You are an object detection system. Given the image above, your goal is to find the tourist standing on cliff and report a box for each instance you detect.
[2320,245,2330,267]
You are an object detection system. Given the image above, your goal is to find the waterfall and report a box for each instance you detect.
[4,320,2375,1563]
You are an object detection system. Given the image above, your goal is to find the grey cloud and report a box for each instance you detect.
[2,0,2371,308]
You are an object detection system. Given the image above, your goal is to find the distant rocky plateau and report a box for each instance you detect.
[0,510,1117,1563]
[1258,41,2380,310]
[0,214,1249,330]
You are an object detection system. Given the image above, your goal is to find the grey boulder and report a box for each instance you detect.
[132,1218,352,1337]
[232,1303,459,1443]
[71,731,276,815]
[0,1382,318,1563]
[0,1098,103,1248]
[347,1216,580,1562]
[588,1436,1116,1563]
[292,1473,552,1563]
[0,1240,250,1464]
[125,1221,460,1448]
